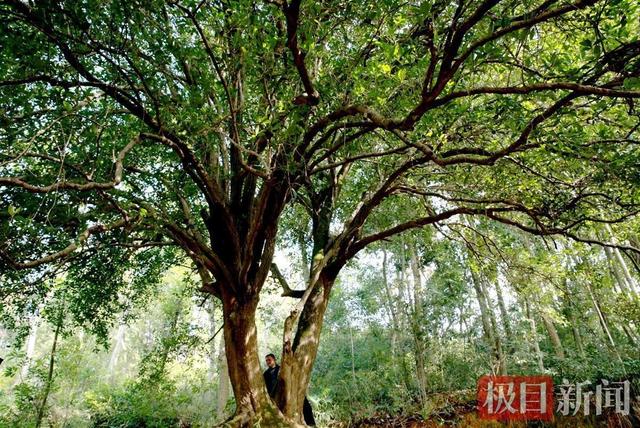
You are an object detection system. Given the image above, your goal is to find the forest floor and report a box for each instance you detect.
[345,412,638,427]
[337,391,640,427]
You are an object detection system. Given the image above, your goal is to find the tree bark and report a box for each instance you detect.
[525,301,545,372]
[381,250,400,356]
[494,279,513,348]
[540,312,565,360]
[409,244,428,405]
[219,294,292,427]
[108,323,126,379]
[470,268,506,375]
[35,314,62,428]
[562,279,585,358]
[604,224,639,294]
[20,313,39,381]
[604,245,632,295]
[276,271,336,425]
[216,332,230,419]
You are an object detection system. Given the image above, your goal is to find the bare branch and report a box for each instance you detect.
[280,0,319,104]
[0,137,141,193]
[1,218,130,270]
[270,263,305,298]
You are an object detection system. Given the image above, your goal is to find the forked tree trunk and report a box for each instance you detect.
[276,272,337,426]
[277,273,336,425]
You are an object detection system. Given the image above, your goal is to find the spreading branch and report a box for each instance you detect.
[270,263,305,298]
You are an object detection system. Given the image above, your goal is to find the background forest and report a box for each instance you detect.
[1,221,640,427]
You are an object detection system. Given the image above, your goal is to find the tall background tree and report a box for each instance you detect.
[1,0,639,426]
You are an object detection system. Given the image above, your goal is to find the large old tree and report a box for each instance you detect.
[1,0,640,426]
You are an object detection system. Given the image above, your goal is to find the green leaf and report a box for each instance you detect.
[623,77,640,90]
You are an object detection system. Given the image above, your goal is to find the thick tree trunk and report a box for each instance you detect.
[277,273,336,425]
[220,296,293,427]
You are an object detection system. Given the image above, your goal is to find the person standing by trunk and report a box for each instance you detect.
[263,353,316,426]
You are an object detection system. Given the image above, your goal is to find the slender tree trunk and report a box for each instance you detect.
[206,301,230,420]
[628,236,640,275]
[381,250,400,356]
[349,322,356,387]
[297,231,310,283]
[108,323,126,378]
[409,245,428,405]
[470,269,506,375]
[621,325,639,347]
[394,266,415,394]
[482,278,506,375]
[562,279,585,358]
[571,323,585,358]
[605,224,638,294]
[19,313,39,381]
[216,333,230,418]
[494,279,513,348]
[0,325,9,360]
[540,312,565,360]
[525,301,545,372]
[157,306,181,376]
[380,250,414,397]
[605,245,632,295]
[207,302,217,382]
[584,280,624,362]
[35,316,62,428]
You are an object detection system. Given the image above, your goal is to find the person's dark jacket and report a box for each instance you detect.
[263,364,280,397]
[263,364,316,426]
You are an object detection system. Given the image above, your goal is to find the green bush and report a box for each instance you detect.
[87,378,183,428]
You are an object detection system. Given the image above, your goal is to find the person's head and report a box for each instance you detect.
[265,353,277,368]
